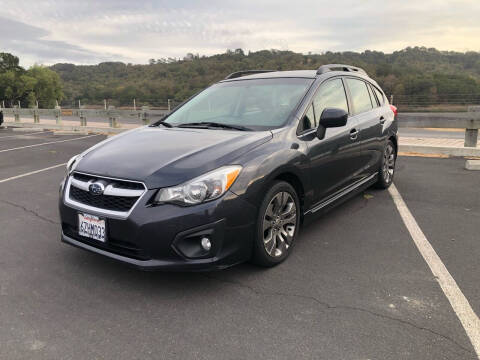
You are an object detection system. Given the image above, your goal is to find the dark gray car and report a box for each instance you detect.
[59,64,398,270]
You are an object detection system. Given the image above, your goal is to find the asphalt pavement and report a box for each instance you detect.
[0,127,478,359]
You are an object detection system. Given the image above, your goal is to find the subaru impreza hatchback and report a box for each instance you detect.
[59,64,398,270]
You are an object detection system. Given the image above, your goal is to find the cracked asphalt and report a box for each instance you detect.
[0,127,478,359]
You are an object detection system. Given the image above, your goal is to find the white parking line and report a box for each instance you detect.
[389,184,480,357]
[0,163,66,184]
[0,130,53,139]
[0,134,101,153]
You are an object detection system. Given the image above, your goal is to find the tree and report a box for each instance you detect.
[45,47,480,108]
[234,49,245,56]
[0,53,22,73]
[26,66,64,108]
[0,54,63,108]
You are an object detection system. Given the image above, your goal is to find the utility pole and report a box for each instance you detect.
[104,99,107,110]
[168,99,171,112]
[390,94,394,105]
[18,100,21,108]
[133,98,136,111]
[78,99,81,108]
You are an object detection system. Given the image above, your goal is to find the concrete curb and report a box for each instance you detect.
[399,144,480,157]
[465,160,480,170]
[4,121,128,135]
[11,127,45,132]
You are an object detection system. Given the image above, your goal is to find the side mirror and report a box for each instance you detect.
[316,108,348,139]
[320,108,348,128]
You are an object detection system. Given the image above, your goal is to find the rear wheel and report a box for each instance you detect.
[251,181,300,267]
[375,140,396,189]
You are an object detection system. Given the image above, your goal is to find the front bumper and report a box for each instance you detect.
[59,185,257,271]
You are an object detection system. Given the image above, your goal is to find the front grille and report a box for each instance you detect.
[73,173,144,190]
[66,172,145,214]
[70,186,137,212]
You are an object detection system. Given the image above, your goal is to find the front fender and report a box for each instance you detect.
[230,128,312,210]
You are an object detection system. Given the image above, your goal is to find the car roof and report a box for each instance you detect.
[220,70,318,82]
[220,69,376,83]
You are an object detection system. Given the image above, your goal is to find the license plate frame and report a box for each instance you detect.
[78,213,106,242]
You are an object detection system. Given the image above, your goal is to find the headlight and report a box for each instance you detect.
[66,155,80,175]
[154,165,242,205]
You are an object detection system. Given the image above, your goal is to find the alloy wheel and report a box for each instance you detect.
[383,143,395,183]
[262,191,297,257]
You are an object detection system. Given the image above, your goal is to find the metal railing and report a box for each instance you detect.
[0,106,170,128]
[1,98,179,111]
[388,94,480,113]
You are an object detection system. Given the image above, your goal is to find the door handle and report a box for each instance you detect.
[379,116,386,124]
[350,128,359,140]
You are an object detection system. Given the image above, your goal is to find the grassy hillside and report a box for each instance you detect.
[51,47,480,108]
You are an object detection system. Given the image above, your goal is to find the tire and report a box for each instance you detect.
[251,181,301,267]
[375,140,396,189]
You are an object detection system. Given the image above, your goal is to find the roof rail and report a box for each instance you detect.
[316,64,366,75]
[225,70,275,80]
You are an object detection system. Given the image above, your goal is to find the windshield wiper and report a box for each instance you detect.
[152,120,173,128]
[176,122,251,131]
[149,114,174,128]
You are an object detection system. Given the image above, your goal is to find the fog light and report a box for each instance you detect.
[200,237,211,251]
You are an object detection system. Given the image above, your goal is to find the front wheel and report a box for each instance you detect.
[375,140,396,189]
[251,181,300,267]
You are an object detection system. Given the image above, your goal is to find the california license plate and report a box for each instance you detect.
[78,213,106,242]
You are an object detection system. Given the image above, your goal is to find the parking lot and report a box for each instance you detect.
[0,127,478,359]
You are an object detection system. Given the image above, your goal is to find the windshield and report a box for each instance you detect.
[164,78,313,130]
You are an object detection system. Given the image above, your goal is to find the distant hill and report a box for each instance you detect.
[50,47,480,108]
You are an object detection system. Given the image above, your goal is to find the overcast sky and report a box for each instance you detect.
[1,0,479,67]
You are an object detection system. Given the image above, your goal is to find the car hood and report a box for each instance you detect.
[75,126,272,188]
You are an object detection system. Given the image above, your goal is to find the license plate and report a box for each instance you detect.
[78,213,106,242]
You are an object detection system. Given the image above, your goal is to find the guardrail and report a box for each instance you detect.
[398,107,480,147]
[2,106,480,147]
[0,106,170,128]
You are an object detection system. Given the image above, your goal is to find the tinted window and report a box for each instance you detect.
[312,79,349,122]
[373,86,385,105]
[165,78,313,130]
[346,78,373,115]
[367,84,379,107]
[299,105,315,132]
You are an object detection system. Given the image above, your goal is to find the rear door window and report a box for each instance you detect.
[367,84,379,107]
[345,78,373,115]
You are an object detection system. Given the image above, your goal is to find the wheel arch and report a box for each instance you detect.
[388,135,398,155]
[271,171,306,218]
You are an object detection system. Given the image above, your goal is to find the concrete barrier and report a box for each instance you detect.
[2,106,480,154]
[2,121,126,134]
[399,144,480,157]
[398,109,480,147]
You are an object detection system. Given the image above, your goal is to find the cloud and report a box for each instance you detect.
[0,0,479,66]
[0,17,124,65]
